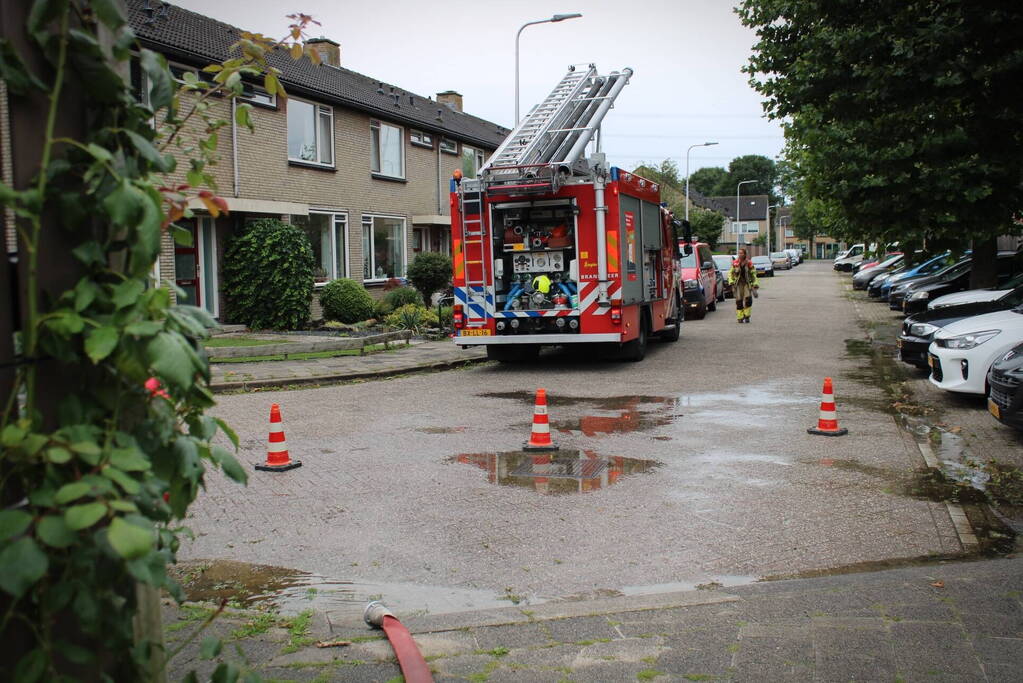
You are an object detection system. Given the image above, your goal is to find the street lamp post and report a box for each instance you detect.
[684,141,718,221]
[515,13,583,125]
[767,203,779,257]
[736,180,757,256]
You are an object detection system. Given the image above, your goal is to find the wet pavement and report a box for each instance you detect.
[188,262,971,603]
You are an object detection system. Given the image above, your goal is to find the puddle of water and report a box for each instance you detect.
[171,559,527,617]
[476,392,674,410]
[448,449,660,495]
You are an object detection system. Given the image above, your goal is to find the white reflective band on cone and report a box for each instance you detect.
[531,424,550,434]
[534,406,548,415]
[819,410,836,420]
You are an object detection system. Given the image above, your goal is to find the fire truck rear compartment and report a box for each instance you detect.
[491,201,580,335]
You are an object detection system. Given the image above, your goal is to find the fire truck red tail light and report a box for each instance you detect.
[453,305,465,329]
[610,305,622,325]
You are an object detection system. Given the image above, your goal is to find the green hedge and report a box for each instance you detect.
[320,278,375,323]
[374,286,422,318]
[222,219,314,329]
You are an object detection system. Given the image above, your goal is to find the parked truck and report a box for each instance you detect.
[450,65,684,362]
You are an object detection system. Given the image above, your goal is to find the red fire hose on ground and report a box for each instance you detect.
[364,601,434,683]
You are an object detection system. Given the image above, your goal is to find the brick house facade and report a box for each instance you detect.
[126,1,507,322]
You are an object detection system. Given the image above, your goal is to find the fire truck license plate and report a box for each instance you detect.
[460,329,491,336]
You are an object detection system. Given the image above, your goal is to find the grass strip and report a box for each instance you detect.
[213,343,407,363]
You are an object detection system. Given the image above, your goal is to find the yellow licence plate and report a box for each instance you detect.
[928,355,934,368]
[989,399,1001,420]
[459,328,491,337]
[896,338,903,349]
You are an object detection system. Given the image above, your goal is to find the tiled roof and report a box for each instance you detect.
[125,1,509,149]
[687,188,729,214]
[707,194,770,221]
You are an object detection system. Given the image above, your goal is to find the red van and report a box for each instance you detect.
[678,242,719,319]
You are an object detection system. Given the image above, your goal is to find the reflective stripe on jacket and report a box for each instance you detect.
[728,260,759,288]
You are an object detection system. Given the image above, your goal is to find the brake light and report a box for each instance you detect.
[610,305,622,325]
[453,304,464,329]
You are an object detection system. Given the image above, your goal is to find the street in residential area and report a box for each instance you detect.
[165,262,1023,680]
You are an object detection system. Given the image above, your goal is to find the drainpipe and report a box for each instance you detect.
[436,139,442,215]
[594,173,609,306]
[231,98,240,198]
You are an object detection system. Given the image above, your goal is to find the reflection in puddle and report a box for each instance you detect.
[450,450,660,495]
[171,560,521,617]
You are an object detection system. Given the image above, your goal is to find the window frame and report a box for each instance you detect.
[361,214,407,283]
[731,221,759,234]
[370,119,406,179]
[287,97,335,167]
[439,137,458,155]
[460,144,487,179]
[240,82,277,108]
[292,210,349,284]
[410,129,434,148]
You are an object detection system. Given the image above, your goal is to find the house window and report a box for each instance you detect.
[784,228,794,238]
[439,138,457,154]
[241,83,276,107]
[461,145,486,179]
[292,212,348,283]
[410,129,434,148]
[371,120,405,178]
[288,99,334,165]
[731,221,759,234]
[362,215,406,280]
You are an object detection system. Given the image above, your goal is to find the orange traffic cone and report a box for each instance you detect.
[256,404,303,471]
[523,388,559,451]
[807,377,848,436]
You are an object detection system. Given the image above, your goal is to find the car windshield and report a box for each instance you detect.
[752,256,771,264]
[877,255,902,268]
[770,252,787,258]
[941,260,971,280]
[1000,286,1023,307]
[917,256,951,274]
[712,256,732,270]
[679,251,698,267]
[999,272,1023,290]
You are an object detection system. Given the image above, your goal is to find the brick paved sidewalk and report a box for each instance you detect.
[210,340,487,392]
[165,555,1023,682]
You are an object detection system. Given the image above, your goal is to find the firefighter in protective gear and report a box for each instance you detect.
[728,248,759,323]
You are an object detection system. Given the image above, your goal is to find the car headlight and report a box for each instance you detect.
[683,279,698,290]
[938,330,1000,350]
[909,323,938,337]
[909,291,930,301]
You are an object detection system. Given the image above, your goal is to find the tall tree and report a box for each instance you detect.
[738,0,1023,287]
[715,154,780,203]
[688,166,728,198]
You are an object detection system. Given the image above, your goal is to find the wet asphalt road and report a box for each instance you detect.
[187,262,960,614]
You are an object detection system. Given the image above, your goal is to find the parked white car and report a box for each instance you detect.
[928,272,1023,310]
[928,305,1023,394]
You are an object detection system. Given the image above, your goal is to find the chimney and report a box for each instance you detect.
[436,90,463,112]
[306,37,340,67]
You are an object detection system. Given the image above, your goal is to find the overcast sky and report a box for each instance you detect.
[167,0,785,175]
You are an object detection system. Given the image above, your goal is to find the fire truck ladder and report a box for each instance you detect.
[457,186,491,324]
[480,64,633,193]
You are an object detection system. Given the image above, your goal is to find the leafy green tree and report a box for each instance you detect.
[739,0,1023,286]
[688,206,727,250]
[688,166,728,198]
[714,155,779,203]
[0,2,319,678]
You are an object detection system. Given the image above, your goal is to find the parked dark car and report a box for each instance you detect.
[889,257,972,312]
[897,286,1023,368]
[712,254,734,299]
[853,254,904,290]
[988,341,1023,431]
[867,267,905,298]
[879,252,955,300]
[898,252,1022,315]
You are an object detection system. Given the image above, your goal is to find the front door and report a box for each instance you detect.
[175,223,200,307]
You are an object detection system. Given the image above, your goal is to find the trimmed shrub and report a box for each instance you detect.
[374,286,422,318]
[384,304,438,334]
[222,218,314,330]
[407,252,452,304]
[320,278,375,323]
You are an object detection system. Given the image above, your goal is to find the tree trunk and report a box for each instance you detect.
[969,236,999,289]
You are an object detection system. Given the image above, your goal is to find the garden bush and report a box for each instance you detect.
[222,218,314,329]
[384,304,439,334]
[374,286,423,318]
[320,278,375,323]
[407,252,452,304]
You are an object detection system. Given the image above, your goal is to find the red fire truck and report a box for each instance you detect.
[450,65,684,362]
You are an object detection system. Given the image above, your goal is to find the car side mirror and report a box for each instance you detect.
[702,261,713,269]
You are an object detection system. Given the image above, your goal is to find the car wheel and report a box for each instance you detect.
[688,301,707,320]
[486,345,539,363]
[658,295,682,343]
[620,312,648,362]
[707,296,717,312]
[717,287,726,302]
